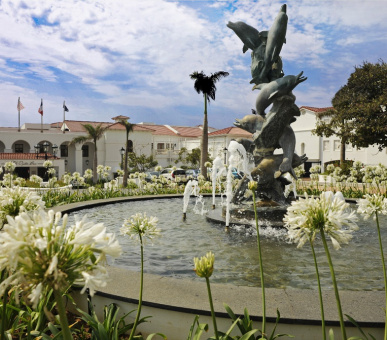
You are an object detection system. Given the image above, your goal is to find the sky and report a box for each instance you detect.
[0,0,386,130]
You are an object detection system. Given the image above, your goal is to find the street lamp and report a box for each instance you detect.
[223,147,228,165]
[35,141,50,160]
[120,147,125,169]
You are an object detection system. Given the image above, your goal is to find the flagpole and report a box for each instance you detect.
[63,100,66,134]
[18,97,20,132]
[41,98,43,133]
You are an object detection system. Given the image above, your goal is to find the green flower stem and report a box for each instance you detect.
[129,236,144,340]
[1,271,7,340]
[252,192,266,337]
[310,239,326,340]
[205,276,219,340]
[53,289,72,340]
[320,230,346,340]
[375,211,387,340]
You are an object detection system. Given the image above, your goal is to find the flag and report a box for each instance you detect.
[17,98,25,111]
[63,103,69,112]
[38,99,43,115]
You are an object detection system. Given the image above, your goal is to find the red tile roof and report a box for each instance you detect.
[137,124,205,137]
[108,122,155,132]
[53,120,112,132]
[208,127,252,137]
[0,153,58,160]
[300,106,333,113]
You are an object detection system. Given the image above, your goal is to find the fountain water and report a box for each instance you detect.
[211,157,226,209]
[182,179,199,220]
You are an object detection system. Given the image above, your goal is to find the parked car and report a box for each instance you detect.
[185,169,199,179]
[160,168,188,182]
[144,171,160,182]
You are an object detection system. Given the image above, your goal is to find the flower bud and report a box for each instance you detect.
[193,251,215,278]
[248,180,258,191]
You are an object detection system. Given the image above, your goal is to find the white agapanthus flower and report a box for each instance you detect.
[0,210,122,308]
[116,169,124,176]
[357,194,387,220]
[72,172,81,180]
[83,168,93,179]
[155,166,162,172]
[61,173,72,185]
[121,212,160,244]
[97,165,104,175]
[4,161,16,172]
[47,167,56,177]
[0,186,45,229]
[30,174,43,184]
[43,160,53,168]
[284,191,359,250]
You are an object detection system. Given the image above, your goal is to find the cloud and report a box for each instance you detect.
[0,0,386,129]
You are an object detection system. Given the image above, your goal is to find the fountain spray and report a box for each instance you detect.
[183,180,199,220]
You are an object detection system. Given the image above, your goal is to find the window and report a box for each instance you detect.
[127,140,133,153]
[15,144,23,153]
[82,145,89,157]
[60,144,68,157]
[166,143,170,150]
[157,143,164,150]
[323,140,330,151]
[334,140,341,151]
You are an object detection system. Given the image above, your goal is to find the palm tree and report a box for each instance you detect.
[118,119,135,187]
[70,123,108,183]
[190,70,229,178]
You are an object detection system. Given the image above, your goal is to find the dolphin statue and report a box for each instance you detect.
[253,71,307,116]
[226,21,263,54]
[234,113,264,133]
[253,4,288,84]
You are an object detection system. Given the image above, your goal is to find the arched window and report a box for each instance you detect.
[127,140,133,153]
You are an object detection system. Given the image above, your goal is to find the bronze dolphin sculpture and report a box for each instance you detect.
[253,71,307,116]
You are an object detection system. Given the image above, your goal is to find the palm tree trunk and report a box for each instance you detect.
[123,134,129,187]
[201,94,208,179]
[93,140,98,183]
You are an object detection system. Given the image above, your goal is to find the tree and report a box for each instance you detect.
[127,153,158,172]
[313,60,387,167]
[175,147,201,168]
[118,119,135,187]
[70,123,108,183]
[190,70,229,178]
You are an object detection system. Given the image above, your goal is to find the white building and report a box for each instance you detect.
[0,116,251,179]
[294,106,387,174]
[2,106,383,180]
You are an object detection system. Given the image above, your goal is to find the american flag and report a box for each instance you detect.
[17,98,25,111]
[38,99,43,115]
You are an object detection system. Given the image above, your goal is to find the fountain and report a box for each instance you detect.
[209,4,308,227]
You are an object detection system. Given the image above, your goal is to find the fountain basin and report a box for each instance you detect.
[52,195,384,340]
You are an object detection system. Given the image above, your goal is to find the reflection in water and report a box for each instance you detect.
[68,198,386,291]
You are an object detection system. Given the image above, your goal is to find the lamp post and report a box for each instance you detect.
[35,141,50,160]
[120,147,125,170]
[223,147,228,165]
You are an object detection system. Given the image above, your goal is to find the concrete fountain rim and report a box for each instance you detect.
[51,194,384,329]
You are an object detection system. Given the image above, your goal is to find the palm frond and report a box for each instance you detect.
[69,136,89,146]
[118,120,135,133]
[190,70,229,102]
